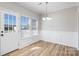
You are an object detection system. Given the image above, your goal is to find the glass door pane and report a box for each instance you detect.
[4,14,8,32]
[4,14,16,32]
[8,15,12,32]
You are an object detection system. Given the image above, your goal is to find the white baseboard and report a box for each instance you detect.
[19,37,40,49]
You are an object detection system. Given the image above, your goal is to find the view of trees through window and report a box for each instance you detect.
[21,16,29,30]
[4,14,37,32]
[4,14,16,32]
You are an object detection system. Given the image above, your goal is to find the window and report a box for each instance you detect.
[31,18,38,36]
[20,16,29,30]
[31,18,37,30]
[4,13,16,32]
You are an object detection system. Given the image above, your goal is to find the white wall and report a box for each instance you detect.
[40,7,78,48]
[0,2,40,49]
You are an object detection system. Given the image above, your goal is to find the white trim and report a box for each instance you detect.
[19,37,40,49]
[40,30,78,48]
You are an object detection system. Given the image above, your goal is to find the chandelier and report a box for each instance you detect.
[39,2,52,21]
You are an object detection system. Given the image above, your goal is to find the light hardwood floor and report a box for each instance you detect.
[4,40,79,56]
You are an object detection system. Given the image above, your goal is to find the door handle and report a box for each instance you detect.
[1,31,4,36]
[1,31,3,33]
[1,34,3,36]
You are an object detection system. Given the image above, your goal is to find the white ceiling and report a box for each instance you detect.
[17,2,78,14]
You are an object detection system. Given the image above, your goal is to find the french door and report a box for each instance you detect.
[0,11,19,55]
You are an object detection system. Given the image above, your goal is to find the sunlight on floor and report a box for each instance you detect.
[30,46,41,51]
